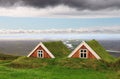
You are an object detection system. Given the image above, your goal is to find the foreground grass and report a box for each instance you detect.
[0,65,120,79]
[0,54,120,79]
[9,57,120,70]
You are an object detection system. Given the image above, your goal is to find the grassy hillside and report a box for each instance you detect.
[0,40,119,79]
[1,65,120,79]
[43,41,71,58]
[1,56,119,79]
[10,56,120,70]
[86,40,115,62]
[0,53,19,60]
[1,65,119,79]
[0,53,119,79]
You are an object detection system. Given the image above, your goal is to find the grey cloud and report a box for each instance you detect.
[0,0,62,7]
[63,0,120,10]
[0,0,120,10]
[0,0,19,7]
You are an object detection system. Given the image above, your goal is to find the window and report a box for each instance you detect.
[37,50,44,58]
[80,49,87,58]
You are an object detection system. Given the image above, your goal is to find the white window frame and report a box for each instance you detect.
[37,50,44,58]
[79,49,88,58]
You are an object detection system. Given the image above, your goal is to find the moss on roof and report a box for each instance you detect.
[86,40,115,62]
[43,41,71,58]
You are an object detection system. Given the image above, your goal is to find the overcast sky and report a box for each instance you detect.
[0,0,120,33]
[0,0,120,17]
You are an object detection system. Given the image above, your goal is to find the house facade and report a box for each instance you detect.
[68,41,101,59]
[27,40,113,61]
[27,42,55,58]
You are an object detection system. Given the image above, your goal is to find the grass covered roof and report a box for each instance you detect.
[86,40,115,62]
[43,41,71,58]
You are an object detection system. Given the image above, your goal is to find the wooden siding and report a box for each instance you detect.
[71,45,96,59]
[30,45,51,58]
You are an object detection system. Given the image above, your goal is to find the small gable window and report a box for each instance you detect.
[37,50,44,58]
[80,49,88,58]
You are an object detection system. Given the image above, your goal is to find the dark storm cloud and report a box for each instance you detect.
[0,0,62,7]
[0,0,120,10]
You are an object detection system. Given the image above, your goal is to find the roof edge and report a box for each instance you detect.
[68,41,101,60]
[27,42,55,58]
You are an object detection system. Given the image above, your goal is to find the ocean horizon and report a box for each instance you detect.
[0,33,119,40]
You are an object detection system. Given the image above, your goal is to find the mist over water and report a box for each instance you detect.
[0,33,120,40]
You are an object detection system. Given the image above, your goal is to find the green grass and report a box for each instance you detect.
[43,41,71,58]
[86,40,115,62]
[0,40,118,79]
[0,53,19,60]
[0,65,120,79]
[0,51,119,79]
[9,56,120,70]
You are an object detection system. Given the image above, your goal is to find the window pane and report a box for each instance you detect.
[40,53,43,57]
[81,50,83,52]
[38,50,43,58]
[84,50,87,52]
[84,53,86,58]
[81,53,83,58]
[40,50,42,53]
[39,53,41,57]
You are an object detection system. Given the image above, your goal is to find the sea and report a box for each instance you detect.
[0,33,120,40]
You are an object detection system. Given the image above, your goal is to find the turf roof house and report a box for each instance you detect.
[27,41,70,58]
[68,40,114,61]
